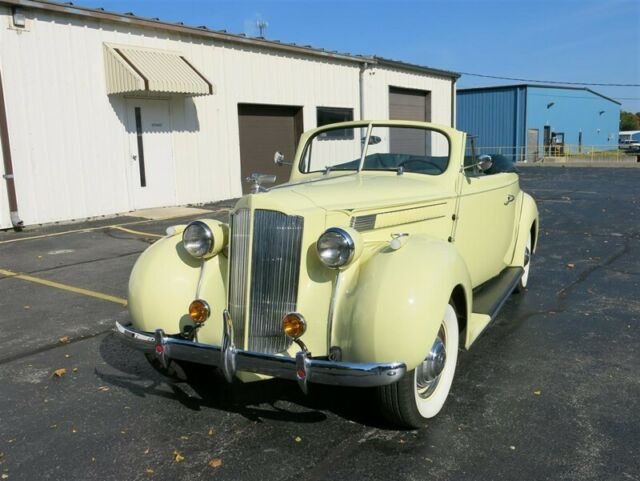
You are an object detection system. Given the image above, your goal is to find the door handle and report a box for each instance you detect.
[504,194,515,205]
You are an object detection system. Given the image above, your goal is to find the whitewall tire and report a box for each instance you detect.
[377,303,459,428]
[515,232,532,292]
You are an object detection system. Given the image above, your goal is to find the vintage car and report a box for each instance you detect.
[116,120,538,428]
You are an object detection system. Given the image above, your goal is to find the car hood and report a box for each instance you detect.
[272,172,453,212]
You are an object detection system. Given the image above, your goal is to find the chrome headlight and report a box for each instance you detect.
[316,227,356,268]
[182,221,214,258]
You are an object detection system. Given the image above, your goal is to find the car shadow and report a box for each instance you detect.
[97,333,395,429]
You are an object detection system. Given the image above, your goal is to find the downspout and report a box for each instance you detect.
[0,68,23,230]
[451,79,456,128]
[359,61,369,120]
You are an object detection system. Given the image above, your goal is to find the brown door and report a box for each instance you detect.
[238,104,303,194]
[388,87,431,155]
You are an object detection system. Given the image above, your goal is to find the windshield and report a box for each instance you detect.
[299,125,450,175]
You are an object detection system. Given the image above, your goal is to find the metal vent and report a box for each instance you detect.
[248,210,304,353]
[228,209,250,347]
[350,214,377,231]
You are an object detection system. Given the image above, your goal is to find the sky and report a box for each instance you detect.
[84,0,640,112]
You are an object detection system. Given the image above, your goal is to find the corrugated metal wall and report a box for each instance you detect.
[456,86,526,159]
[526,86,620,150]
[0,6,453,228]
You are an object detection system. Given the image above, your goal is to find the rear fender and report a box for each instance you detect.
[510,192,539,267]
[332,235,472,371]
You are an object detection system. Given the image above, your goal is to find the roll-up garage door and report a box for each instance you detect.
[389,87,431,154]
[238,104,303,194]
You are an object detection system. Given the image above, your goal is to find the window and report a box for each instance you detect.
[316,107,354,139]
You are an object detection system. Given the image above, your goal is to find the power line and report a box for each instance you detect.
[459,71,640,88]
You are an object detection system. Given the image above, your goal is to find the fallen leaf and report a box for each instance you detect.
[173,451,184,463]
[64,354,70,358]
[533,390,542,396]
[23,306,30,310]
[144,448,150,455]
[208,458,222,468]
[509,445,516,450]
[566,263,575,269]
[71,428,77,433]
[145,468,154,474]
[49,424,57,429]
[294,436,302,443]
[72,368,78,373]
[180,436,189,440]
[1,473,8,479]
[207,428,214,437]
[52,368,66,378]
[399,438,406,444]
[97,386,110,392]
[58,336,70,344]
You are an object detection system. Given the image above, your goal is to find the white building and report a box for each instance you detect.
[0,0,459,229]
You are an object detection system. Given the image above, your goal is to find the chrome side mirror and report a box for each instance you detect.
[477,154,493,172]
[274,151,292,166]
[461,154,493,173]
[246,173,276,194]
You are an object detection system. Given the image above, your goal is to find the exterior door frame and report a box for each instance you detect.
[125,96,176,210]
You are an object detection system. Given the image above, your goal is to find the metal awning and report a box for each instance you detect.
[104,44,214,96]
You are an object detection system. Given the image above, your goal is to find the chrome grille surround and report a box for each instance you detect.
[248,209,304,353]
[228,208,250,347]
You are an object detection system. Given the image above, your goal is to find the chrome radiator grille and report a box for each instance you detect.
[248,210,304,353]
[228,208,250,347]
[227,208,304,354]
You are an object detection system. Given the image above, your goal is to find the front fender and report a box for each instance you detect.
[332,236,472,371]
[128,234,227,344]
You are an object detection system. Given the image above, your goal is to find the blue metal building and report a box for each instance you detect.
[457,85,621,161]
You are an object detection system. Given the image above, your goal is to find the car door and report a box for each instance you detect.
[454,171,519,287]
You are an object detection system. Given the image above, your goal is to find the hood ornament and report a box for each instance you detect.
[246,173,276,194]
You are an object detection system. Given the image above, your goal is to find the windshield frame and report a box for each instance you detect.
[297,122,452,176]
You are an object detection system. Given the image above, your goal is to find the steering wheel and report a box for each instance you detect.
[397,158,445,173]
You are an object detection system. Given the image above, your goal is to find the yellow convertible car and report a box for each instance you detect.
[116,120,538,428]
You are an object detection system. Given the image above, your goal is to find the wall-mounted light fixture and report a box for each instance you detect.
[11,7,26,28]
[546,102,555,109]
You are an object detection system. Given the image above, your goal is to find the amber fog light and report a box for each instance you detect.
[282,312,306,339]
[188,299,210,324]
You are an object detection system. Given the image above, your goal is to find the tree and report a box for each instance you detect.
[620,111,640,130]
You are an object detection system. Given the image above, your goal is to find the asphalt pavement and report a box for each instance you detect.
[0,168,638,481]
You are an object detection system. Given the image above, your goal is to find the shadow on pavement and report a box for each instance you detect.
[96,333,394,429]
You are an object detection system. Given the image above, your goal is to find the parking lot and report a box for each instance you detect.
[0,167,638,481]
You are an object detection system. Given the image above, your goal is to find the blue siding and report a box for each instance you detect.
[526,86,620,152]
[457,86,526,160]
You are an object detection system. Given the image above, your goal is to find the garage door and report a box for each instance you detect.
[389,87,431,154]
[238,104,303,194]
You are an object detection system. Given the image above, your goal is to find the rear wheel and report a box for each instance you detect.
[377,303,459,428]
[515,232,532,293]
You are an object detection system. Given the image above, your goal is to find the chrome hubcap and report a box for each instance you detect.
[416,328,447,399]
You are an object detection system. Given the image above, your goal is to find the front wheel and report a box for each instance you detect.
[376,303,459,428]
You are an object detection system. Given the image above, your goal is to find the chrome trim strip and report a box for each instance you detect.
[115,321,406,389]
[228,208,250,348]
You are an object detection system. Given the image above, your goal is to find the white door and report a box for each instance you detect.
[127,99,176,209]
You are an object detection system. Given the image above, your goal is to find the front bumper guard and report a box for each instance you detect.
[114,314,406,393]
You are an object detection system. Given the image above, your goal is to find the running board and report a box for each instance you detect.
[465,267,524,348]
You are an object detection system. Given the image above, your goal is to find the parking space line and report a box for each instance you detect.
[0,268,128,306]
[0,220,152,245]
[111,226,163,238]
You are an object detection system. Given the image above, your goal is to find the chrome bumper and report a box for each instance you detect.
[114,319,406,393]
